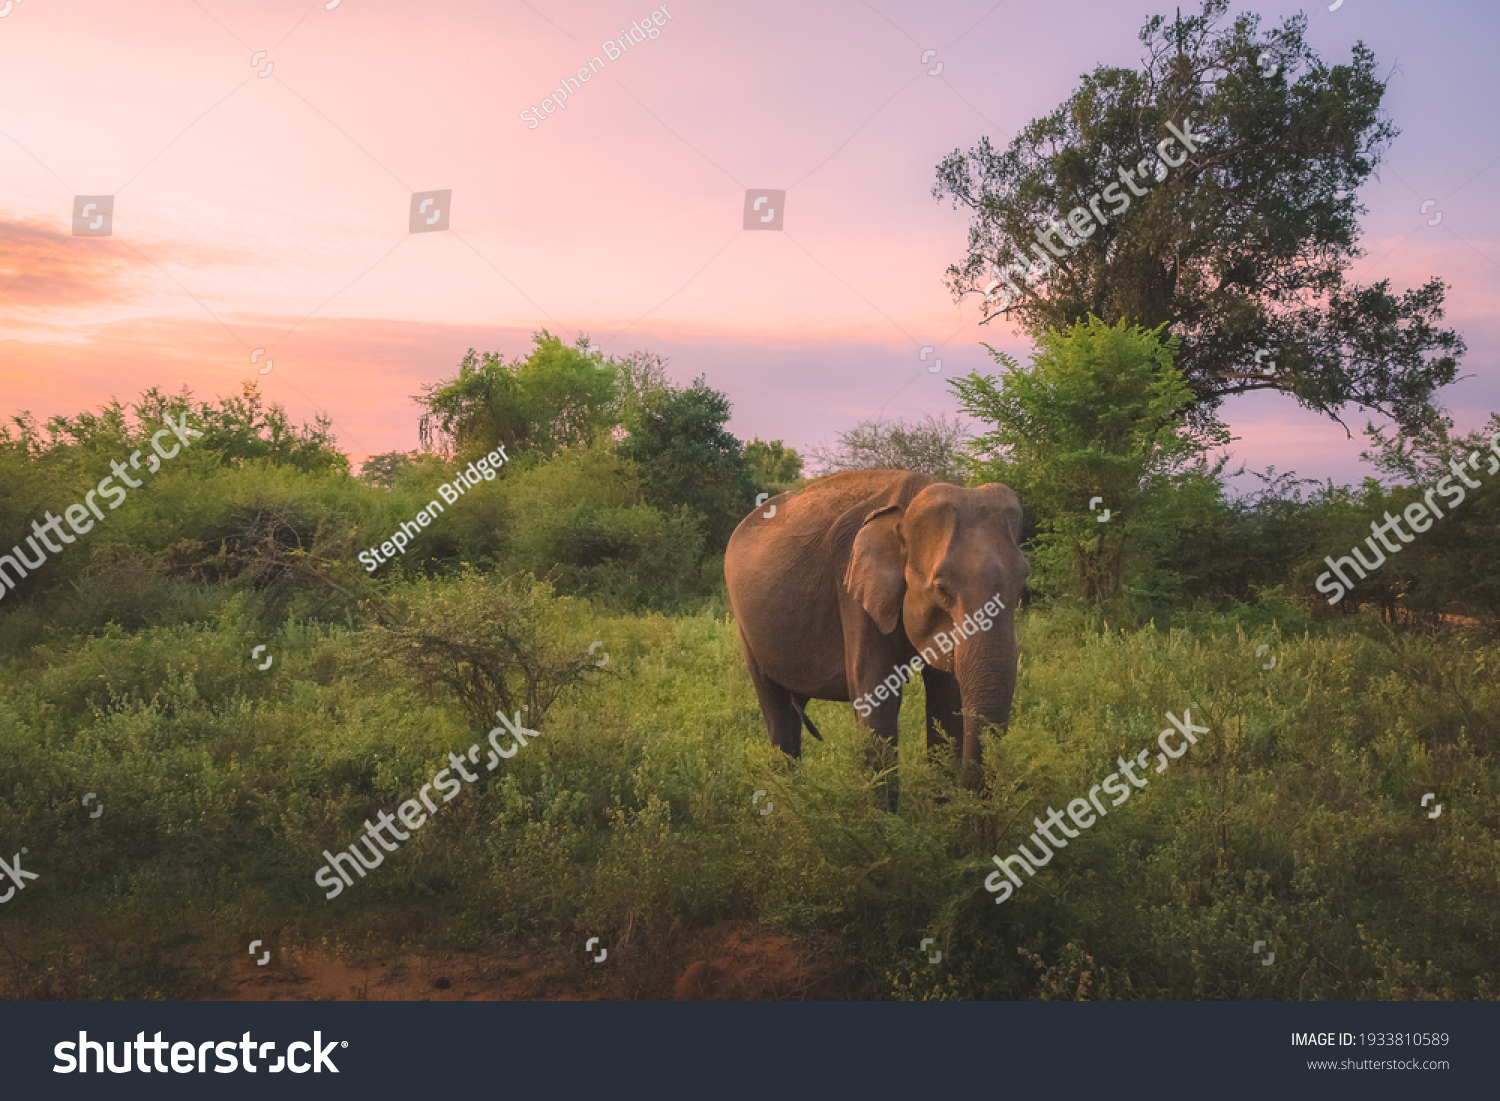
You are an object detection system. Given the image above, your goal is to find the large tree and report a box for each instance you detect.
[933,0,1464,434]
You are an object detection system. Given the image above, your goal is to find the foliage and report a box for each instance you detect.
[1343,410,1500,624]
[3,601,1498,1001]
[1165,466,1329,609]
[617,377,758,551]
[932,0,1464,433]
[0,390,361,628]
[169,385,349,475]
[807,413,972,483]
[745,438,804,488]
[4,373,1499,1003]
[609,348,673,435]
[359,450,422,489]
[1362,406,1500,486]
[0,397,723,632]
[2,384,347,475]
[1168,410,1500,627]
[375,570,604,727]
[952,316,1232,607]
[416,331,618,463]
[496,448,708,610]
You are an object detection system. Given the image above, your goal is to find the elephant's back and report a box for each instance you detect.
[725,469,933,617]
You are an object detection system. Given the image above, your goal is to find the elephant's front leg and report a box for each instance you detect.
[850,658,907,810]
[921,665,964,761]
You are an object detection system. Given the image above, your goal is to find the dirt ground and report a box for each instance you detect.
[216,923,865,1001]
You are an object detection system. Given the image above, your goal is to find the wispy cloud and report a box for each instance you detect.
[0,218,140,312]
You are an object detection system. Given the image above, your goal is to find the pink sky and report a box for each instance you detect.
[3,0,1498,487]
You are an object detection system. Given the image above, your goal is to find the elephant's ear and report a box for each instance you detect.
[844,505,907,635]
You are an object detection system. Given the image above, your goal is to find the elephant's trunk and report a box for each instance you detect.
[952,611,1018,788]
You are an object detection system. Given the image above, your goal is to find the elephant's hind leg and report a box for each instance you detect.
[742,644,803,756]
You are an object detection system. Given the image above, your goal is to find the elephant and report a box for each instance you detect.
[725,469,1027,801]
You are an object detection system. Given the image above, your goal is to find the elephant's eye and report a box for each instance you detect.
[932,582,955,607]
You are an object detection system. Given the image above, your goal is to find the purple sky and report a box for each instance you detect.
[3,0,1497,490]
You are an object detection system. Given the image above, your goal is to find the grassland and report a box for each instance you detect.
[2,585,1495,1000]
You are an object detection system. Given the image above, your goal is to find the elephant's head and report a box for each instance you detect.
[844,482,1027,771]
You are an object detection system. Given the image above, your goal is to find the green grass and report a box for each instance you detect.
[2,593,1497,1000]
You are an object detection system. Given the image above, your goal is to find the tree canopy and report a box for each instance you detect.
[933,0,1464,434]
[416,330,618,463]
[359,450,421,489]
[3,383,348,475]
[617,376,758,550]
[953,316,1231,604]
[745,438,804,487]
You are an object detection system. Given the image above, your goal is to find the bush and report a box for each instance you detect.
[498,449,707,609]
[374,570,606,727]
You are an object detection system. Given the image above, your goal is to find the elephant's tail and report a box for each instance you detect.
[803,713,823,741]
[793,701,823,742]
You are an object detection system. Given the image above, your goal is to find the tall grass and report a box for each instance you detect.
[1,591,1496,999]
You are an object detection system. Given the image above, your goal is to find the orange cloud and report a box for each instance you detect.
[0,217,143,313]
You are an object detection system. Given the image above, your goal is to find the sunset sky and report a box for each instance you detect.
[3,0,1498,486]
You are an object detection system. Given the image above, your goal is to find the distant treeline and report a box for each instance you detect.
[2,325,1497,657]
[0,334,808,650]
